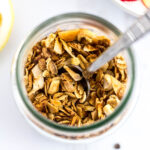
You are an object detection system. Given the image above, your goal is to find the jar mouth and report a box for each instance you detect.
[15,12,135,132]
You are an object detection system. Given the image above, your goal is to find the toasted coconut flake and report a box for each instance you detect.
[77,54,88,65]
[93,36,110,46]
[41,47,50,58]
[48,77,60,95]
[110,75,125,98]
[60,39,75,57]
[41,33,56,48]
[36,93,47,100]
[103,104,114,116]
[115,55,127,70]
[55,95,68,101]
[78,83,84,95]
[74,85,82,99]
[24,69,29,87]
[71,115,78,126]
[63,65,82,81]
[107,95,120,108]
[29,65,44,94]
[86,54,97,63]
[65,106,75,116]
[56,57,66,69]
[58,120,70,124]
[65,57,80,66]
[96,69,103,82]
[27,73,33,92]
[77,29,97,43]
[53,92,64,99]
[79,92,86,103]
[91,110,98,120]
[27,63,35,70]
[77,117,82,127]
[61,72,73,82]
[54,37,63,54]
[50,99,62,107]
[97,103,103,119]
[58,29,80,41]
[65,92,76,98]
[68,42,89,56]
[48,113,55,120]
[103,74,113,91]
[83,45,98,52]
[47,103,59,113]
[77,54,89,69]
[38,58,46,71]
[77,106,86,118]
[101,63,109,72]
[50,52,60,61]
[84,105,95,111]
[62,80,75,92]
[46,58,58,75]
[42,70,50,78]
[59,108,70,116]
[84,119,94,125]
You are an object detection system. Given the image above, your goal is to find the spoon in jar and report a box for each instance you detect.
[71,9,150,95]
[86,9,150,75]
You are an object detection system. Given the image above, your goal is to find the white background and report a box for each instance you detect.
[0,0,150,149]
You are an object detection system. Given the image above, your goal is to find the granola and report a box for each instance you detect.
[24,28,127,127]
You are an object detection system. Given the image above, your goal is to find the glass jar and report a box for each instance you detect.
[11,13,140,143]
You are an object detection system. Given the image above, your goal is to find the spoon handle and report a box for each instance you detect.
[87,10,150,73]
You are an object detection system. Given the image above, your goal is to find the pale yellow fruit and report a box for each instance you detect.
[142,0,150,8]
[0,0,14,51]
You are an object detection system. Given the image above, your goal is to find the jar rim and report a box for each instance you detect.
[15,12,135,132]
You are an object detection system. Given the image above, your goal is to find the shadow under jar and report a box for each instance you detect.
[12,13,138,143]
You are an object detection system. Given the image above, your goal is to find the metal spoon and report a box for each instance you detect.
[87,9,150,73]
[72,9,150,95]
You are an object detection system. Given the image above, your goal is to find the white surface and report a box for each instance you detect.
[112,0,147,17]
[0,0,150,149]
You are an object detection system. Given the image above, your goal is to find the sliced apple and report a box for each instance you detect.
[142,0,150,8]
[0,0,14,51]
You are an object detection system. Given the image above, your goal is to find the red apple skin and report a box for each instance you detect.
[121,0,137,1]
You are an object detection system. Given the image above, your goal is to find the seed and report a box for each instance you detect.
[114,143,120,149]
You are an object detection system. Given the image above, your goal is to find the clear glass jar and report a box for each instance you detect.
[11,13,140,143]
